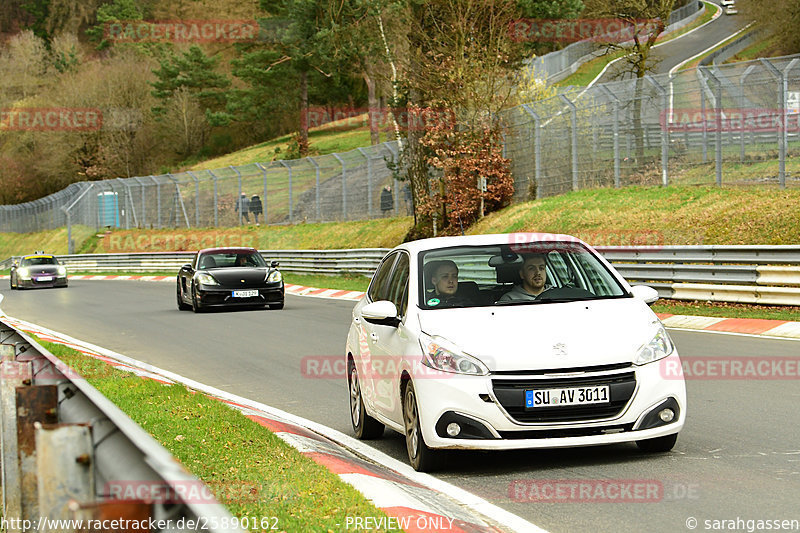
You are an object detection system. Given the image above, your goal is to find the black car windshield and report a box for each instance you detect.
[198,252,266,269]
[21,256,58,266]
[419,242,628,309]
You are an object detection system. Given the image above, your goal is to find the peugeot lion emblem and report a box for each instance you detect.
[553,343,568,357]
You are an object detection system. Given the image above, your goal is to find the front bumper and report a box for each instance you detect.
[196,282,284,307]
[411,353,686,450]
[19,276,68,288]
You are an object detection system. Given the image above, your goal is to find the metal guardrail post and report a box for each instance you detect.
[559,95,579,191]
[307,157,321,221]
[62,183,94,255]
[279,161,293,223]
[332,153,346,220]
[36,424,94,522]
[255,163,268,224]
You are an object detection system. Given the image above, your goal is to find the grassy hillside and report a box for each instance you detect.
[3,186,800,261]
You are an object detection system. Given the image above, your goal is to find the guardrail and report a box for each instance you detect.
[0,315,245,532]
[3,246,800,305]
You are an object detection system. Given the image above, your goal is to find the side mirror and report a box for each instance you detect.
[181,263,192,271]
[361,300,401,327]
[631,285,659,305]
[270,260,280,268]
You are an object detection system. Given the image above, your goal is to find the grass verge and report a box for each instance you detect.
[652,299,800,322]
[39,339,402,532]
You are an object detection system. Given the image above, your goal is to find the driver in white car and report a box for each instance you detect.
[498,253,550,302]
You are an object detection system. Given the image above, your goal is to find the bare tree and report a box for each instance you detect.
[583,0,676,160]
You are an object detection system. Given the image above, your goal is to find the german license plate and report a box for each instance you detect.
[37,276,53,282]
[525,386,610,408]
[232,289,259,298]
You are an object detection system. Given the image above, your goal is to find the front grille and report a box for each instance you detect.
[492,371,636,423]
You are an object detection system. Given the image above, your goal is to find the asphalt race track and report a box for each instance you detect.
[595,1,746,83]
[2,280,799,533]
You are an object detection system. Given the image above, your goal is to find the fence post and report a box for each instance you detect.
[759,59,788,188]
[307,157,321,221]
[599,86,621,188]
[230,165,243,225]
[255,163,268,224]
[208,170,219,227]
[332,153,346,220]
[700,81,708,163]
[560,94,579,191]
[279,161,293,223]
[739,65,757,163]
[355,148,371,218]
[701,67,723,186]
[187,171,200,227]
[148,176,162,228]
[521,104,543,198]
[646,75,670,186]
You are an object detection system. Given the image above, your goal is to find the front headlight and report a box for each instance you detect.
[196,272,220,286]
[634,325,674,366]
[57,266,67,276]
[267,270,282,283]
[17,267,30,280]
[419,332,489,376]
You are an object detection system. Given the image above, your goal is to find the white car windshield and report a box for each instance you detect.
[419,242,628,309]
[197,252,266,269]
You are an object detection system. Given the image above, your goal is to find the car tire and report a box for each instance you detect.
[191,285,203,313]
[348,359,384,439]
[636,433,678,453]
[403,380,440,472]
[269,301,284,310]
[177,283,190,310]
[9,275,15,290]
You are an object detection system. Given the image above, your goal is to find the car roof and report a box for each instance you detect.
[394,233,589,255]
[197,247,258,254]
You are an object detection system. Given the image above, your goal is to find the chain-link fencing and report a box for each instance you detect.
[504,54,800,200]
[0,140,409,241]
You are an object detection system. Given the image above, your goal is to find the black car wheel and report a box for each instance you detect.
[348,359,384,439]
[403,380,440,472]
[177,283,190,310]
[636,433,678,453]
[9,274,15,290]
[191,284,203,313]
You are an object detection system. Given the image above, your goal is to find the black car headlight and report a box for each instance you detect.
[196,273,220,286]
[267,270,282,283]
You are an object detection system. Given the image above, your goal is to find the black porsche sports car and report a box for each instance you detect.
[176,247,284,312]
[10,254,69,289]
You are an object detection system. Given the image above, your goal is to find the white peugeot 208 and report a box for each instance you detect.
[345,233,686,471]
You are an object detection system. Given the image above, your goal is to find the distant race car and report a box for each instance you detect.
[10,254,68,289]
[176,247,284,312]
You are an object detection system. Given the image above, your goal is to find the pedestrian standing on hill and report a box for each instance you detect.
[235,193,250,224]
[380,186,393,216]
[250,194,263,225]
